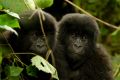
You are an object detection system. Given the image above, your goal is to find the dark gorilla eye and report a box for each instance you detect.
[35,31,40,36]
[71,33,76,38]
[82,36,87,42]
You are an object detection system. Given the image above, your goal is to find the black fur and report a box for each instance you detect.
[1,10,57,80]
[11,10,57,56]
[55,13,113,80]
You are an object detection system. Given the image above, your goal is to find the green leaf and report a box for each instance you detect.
[34,0,53,8]
[0,45,13,58]
[5,65,11,76]
[9,66,23,76]
[4,65,23,77]
[0,0,29,14]
[111,29,120,36]
[8,76,19,80]
[0,5,3,9]
[0,14,20,29]
[0,48,3,64]
[0,25,18,36]
[4,10,20,19]
[26,65,38,77]
[24,0,36,10]
[31,55,59,80]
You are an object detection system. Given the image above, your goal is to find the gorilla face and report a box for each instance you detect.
[28,31,47,54]
[68,33,88,53]
[10,10,57,58]
[65,32,88,55]
[18,30,54,57]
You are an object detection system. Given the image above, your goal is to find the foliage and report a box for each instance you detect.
[31,55,59,79]
[0,0,29,14]
[112,54,120,79]
[0,0,53,14]
[34,0,53,8]
[0,10,20,32]
[0,0,58,80]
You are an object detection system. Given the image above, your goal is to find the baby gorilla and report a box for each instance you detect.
[9,10,57,58]
[55,13,113,80]
[2,10,57,80]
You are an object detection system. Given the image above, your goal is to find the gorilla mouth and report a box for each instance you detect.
[73,46,84,54]
[36,45,44,48]
[30,45,47,53]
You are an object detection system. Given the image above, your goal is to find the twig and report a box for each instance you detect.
[65,0,118,29]
[38,9,56,67]
[0,32,26,66]
[29,9,56,66]
[12,53,36,55]
[38,9,50,49]
[114,64,120,78]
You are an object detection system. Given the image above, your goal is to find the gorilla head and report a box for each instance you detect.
[58,14,100,60]
[55,13,113,80]
[9,10,57,57]
[5,10,57,80]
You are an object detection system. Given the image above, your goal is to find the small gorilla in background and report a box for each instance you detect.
[1,10,57,80]
[11,10,57,57]
[55,13,113,80]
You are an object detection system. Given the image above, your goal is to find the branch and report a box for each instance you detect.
[65,0,118,29]
[29,9,56,66]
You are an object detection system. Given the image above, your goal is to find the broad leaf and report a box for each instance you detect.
[25,0,36,10]
[111,29,120,36]
[34,0,53,8]
[0,0,29,14]
[31,55,59,80]
[4,10,20,19]
[26,65,38,77]
[0,5,3,9]
[0,25,18,36]
[0,14,20,30]
[9,66,23,76]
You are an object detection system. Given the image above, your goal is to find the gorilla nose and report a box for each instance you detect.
[74,38,82,47]
[36,43,44,47]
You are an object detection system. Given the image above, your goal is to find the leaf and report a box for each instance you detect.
[8,76,19,80]
[31,55,59,80]
[0,48,3,64]
[0,45,13,58]
[4,66,23,77]
[0,0,29,14]
[0,14,20,28]
[26,65,38,77]
[9,66,23,76]
[0,14,20,33]
[4,10,20,19]
[0,25,18,36]
[0,5,3,9]
[111,29,120,36]
[24,0,36,10]
[34,0,53,9]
